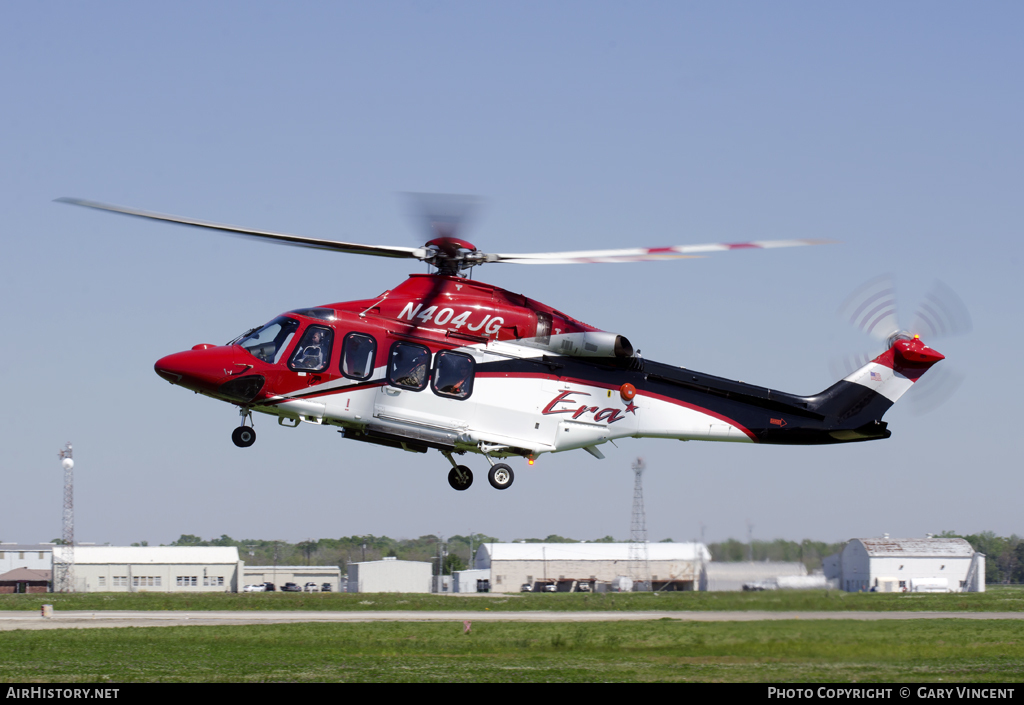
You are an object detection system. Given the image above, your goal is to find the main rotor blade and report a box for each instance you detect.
[56,198,425,260]
[489,239,833,265]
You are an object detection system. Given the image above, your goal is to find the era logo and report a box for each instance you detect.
[542,390,637,424]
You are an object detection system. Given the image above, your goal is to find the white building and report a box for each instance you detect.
[0,544,54,573]
[826,537,984,593]
[475,542,711,593]
[700,562,810,591]
[52,546,243,592]
[346,557,432,593]
[452,568,490,593]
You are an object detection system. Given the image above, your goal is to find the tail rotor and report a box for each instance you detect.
[832,275,971,414]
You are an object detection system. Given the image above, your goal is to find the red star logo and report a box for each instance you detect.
[625,401,638,415]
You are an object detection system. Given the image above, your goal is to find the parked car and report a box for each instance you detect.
[280,582,302,592]
[543,584,557,592]
[262,582,276,592]
[321,583,332,592]
[520,583,533,592]
[303,582,319,592]
[242,583,266,593]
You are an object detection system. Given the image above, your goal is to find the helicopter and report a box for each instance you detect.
[58,196,951,492]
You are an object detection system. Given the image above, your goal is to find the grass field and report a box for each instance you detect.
[2,619,1022,682]
[2,587,1023,613]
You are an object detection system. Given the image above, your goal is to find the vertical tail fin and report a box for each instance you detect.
[845,336,945,405]
[809,336,945,439]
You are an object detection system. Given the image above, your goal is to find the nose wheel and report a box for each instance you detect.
[232,426,256,448]
[233,409,256,447]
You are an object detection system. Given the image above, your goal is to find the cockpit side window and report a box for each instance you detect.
[341,332,377,381]
[387,342,430,391]
[234,316,300,364]
[289,325,334,372]
[431,350,475,400]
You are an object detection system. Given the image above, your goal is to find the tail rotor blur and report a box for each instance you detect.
[832,275,971,414]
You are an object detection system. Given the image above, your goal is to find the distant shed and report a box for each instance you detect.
[828,537,984,593]
[346,558,432,593]
[0,568,52,593]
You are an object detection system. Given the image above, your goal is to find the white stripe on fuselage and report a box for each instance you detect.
[256,342,752,454]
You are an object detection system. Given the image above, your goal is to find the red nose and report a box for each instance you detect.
[155,346,267,403]
[154,347,231,391]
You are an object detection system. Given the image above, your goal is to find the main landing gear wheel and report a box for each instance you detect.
[447,466,473,491]
[488,463,514,490]
[232,426,256,448]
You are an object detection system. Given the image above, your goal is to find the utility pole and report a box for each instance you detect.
[697,521,706,592]
[628,457,651,591]
[55,443,75,593]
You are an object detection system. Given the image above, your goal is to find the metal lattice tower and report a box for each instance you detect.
[55,442,75,593]
[628,457,651,591]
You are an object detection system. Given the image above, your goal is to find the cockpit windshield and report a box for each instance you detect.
[230,316,300,364]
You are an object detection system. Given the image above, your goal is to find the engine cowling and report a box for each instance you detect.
[534,331,634,358]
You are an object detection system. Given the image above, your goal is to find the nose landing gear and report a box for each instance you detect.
[232,409,256,448]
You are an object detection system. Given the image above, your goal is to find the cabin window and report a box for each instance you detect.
[431,350,475,400]
[388,342,430,391]
[234,316,300,364]
[289,326,334,372]
[341,332,377,381]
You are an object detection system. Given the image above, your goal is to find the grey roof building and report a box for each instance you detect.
[825,537,984,593]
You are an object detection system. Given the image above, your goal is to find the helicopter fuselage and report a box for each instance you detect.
[154,274,944,486]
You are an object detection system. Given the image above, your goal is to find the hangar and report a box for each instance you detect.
[474,542,710,593]
[825,536,984,592]
[52,545,243,592]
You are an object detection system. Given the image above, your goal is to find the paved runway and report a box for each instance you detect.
[2,610,1022,631]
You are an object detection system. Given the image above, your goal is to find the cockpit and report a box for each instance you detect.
[230,316,300,364]
[229,308,340,373]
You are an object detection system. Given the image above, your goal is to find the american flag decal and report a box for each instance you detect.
[870,371,882,382]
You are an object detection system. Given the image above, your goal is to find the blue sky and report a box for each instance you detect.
[2,2,1021,547]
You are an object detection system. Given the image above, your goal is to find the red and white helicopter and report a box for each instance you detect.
[59,196,952,492]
